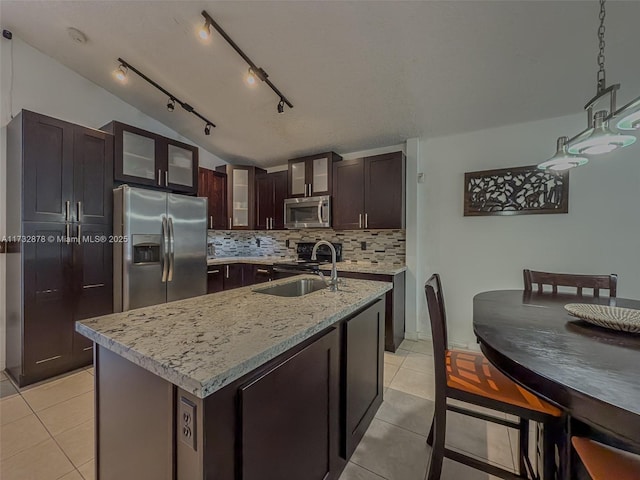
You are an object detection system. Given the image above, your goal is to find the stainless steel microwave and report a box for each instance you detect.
[284,195,331,229]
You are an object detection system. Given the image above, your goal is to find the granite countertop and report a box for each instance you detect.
[207,257,406,275]
[76,275,392,399]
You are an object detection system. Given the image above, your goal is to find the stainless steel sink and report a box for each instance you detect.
[254,278,328,297]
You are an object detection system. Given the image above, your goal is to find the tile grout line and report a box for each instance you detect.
[349,458,391,480]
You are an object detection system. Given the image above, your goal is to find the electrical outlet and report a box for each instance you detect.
[361,241,367,251]
[285,239,290,248]
[179,397,197,451]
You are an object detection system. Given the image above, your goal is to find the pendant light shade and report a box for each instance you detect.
[539,136,589,171]
[567,111,636,155]
[615,97,640,131]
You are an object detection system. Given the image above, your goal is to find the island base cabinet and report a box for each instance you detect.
[344,298,385,458]
[94,298,386,480]
[96,346,174,480]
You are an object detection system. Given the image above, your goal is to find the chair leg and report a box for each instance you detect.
[427,418,434,446]
[542,422,558,480]
[518,418,529,477]
[426,412,446,480]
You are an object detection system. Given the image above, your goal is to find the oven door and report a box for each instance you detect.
[284,196,330,229]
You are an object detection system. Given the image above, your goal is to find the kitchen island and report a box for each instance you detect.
[76,275,392,480]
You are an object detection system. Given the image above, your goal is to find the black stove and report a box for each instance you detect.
[274,242,342,274]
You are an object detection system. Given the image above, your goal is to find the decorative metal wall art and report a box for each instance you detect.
[464,165,569,216]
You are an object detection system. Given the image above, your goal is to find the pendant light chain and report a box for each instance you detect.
[597,0,607,92]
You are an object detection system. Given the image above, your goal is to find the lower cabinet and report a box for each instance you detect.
[207,263,273,294]
[340,271,406,352]
[191,299,384,479]
[344,299,385,458]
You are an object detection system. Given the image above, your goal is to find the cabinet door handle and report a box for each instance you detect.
[365,213,368,229]
[256,269,270,274]
[158,169,162,186]
[165,171,169,187]
[77,202,82,222]
[66,223,70,244]
[65,201,70,222]
[225,265,229,278]
[228,218,232,230]
[209,216,213,229]
[358,213,362,229]
[208,269,220,274]
[270,217,274,230]
[77,224,81,244]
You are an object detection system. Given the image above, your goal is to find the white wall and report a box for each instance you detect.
[414,113,640,348]
[0,37,227,369]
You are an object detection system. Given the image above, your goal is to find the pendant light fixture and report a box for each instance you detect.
[539,137,589,172]
[539,0,638,171]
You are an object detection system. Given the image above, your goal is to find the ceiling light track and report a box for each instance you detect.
[116,57,216,133]
[200,10,293,112]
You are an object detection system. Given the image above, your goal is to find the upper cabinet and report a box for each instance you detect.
[256,171,288,230]
[20,111,113,225]
[216,165,266,230]
[288,152,342,198]
[333,152,405,230]
[102,121,198,195]
[198,168,227,230]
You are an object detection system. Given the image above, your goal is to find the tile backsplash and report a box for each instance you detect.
[207,229,405,264]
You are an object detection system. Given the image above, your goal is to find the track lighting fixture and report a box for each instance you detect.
[114,58,216,135]
[539,0,639,171]
[199,17,212,40]
[199,10,294,112]
[114,64,128,83]
[246,68,257,86]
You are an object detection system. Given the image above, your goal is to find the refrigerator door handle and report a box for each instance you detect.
[161,216,169,283]
[168,217,175,282]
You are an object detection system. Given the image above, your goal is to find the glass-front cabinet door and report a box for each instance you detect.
[166,141,198,194]
[232,169,249,228]
[287,152,341,198]
[289,160,307,197]
[311,157,328,195]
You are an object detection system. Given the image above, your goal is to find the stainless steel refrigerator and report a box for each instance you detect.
[113,185,207,312]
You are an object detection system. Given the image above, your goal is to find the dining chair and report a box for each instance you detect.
[523,270,617,297]
[425,274,565,480]
[571,437,640,480]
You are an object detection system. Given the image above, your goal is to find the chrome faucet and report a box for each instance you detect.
[311,240,339,291]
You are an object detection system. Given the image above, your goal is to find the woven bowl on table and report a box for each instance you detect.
[564,303,640,333]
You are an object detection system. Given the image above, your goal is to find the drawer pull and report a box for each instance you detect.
[83,346,93,351]
[256,269,270,274]
[208,270,220,274]
[35,355,62,365]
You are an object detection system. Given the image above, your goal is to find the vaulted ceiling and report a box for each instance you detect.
[2,1,639,166]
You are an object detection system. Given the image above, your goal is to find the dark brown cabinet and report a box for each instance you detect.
[333,152,405,230]
[238,327,340,480]
[256,171,288,230]
[216,165,266,230]
[340,271,406,352]
[6,110,114,386]
[207,265,224,294]
[103,121,198,195]
[344,299,385,458]
[288,152,342,198]
[198,168,227,230]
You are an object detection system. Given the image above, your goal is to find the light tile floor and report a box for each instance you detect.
[1,340,518,480]
[0,367,95,480]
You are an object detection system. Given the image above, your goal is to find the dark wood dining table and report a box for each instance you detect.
[473,290,640,450]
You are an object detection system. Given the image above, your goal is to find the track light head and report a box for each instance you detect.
[114,64,128,83]
[204,123,212,136]
[246,68,257,86]
[277,99,285,114]
[167,98,176,112]
[199,18,212,40]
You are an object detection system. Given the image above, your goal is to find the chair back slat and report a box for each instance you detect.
[523,269,617,297]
